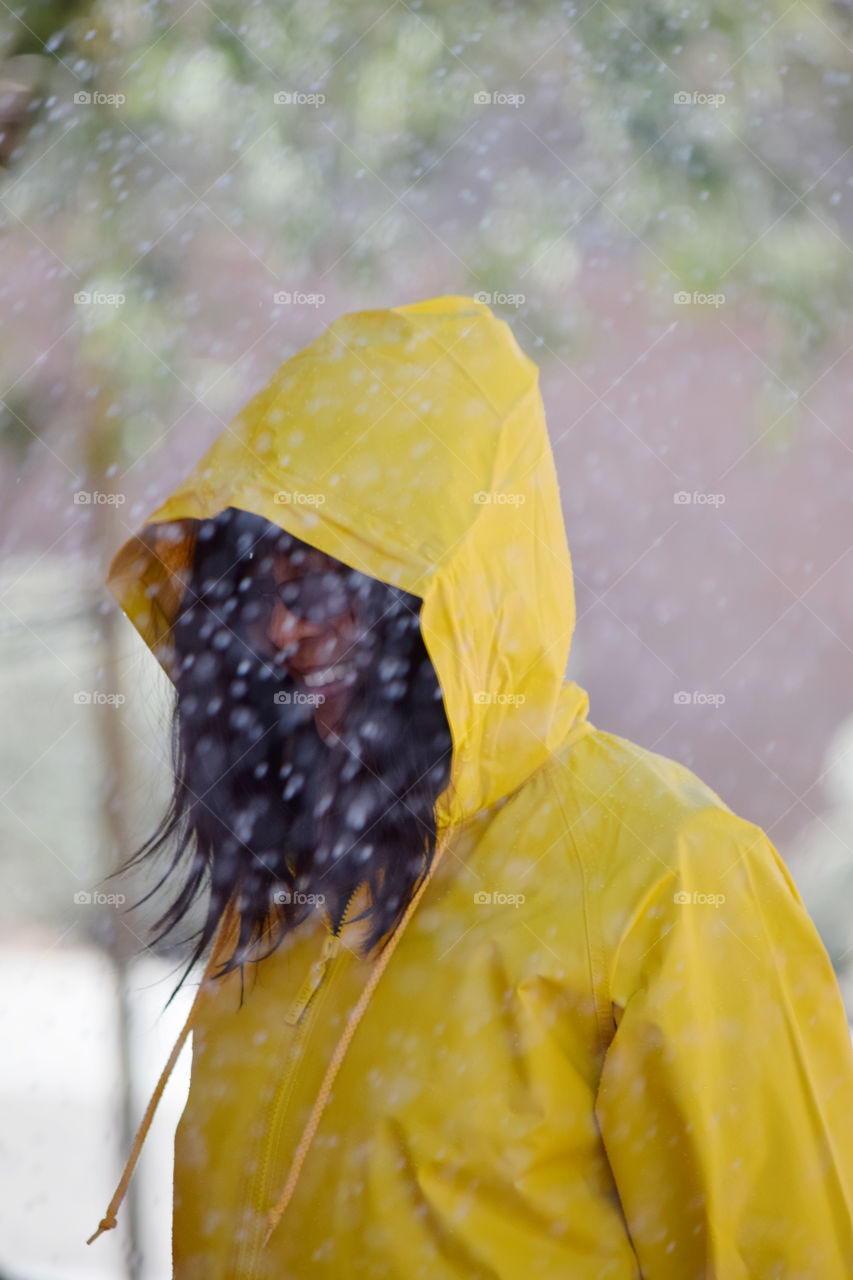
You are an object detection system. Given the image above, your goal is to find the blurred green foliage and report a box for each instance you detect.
[2,0,853,464]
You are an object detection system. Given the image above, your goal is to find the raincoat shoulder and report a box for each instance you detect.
[549,721,853,1276]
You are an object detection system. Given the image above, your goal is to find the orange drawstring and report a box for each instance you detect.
[86,897,242,1245]
[261,828,452,1250]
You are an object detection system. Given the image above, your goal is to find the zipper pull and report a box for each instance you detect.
[284,932,342,1026]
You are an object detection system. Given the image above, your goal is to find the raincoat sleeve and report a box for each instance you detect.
[594,811,853,1279]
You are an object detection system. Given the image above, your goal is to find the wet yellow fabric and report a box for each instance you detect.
[98,295,853,1277]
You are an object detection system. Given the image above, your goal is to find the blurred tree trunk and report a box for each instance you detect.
[84,386,141,1280]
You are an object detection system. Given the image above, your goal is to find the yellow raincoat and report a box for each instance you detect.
[90,295,853,1278]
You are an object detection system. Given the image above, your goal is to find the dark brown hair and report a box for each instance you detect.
[107,506,453,1005]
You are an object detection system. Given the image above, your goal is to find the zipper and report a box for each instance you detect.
[233,884,363,1277]
[283,881,361,1024]
[282,929,343,1026]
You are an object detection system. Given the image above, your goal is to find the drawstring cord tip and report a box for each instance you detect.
[261,1213,278,1251]
[86,1213,117,1244]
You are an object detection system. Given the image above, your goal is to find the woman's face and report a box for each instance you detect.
[250,544,364,744]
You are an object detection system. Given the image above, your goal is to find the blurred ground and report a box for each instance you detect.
[0,943,191,1280]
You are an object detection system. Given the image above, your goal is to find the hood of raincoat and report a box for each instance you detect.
[89,295,853,1280]
[103,293,589,830]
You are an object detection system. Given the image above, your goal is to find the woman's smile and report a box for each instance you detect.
[291,660,359,692]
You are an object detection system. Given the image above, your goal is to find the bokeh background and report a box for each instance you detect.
[1,1,852,1276]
